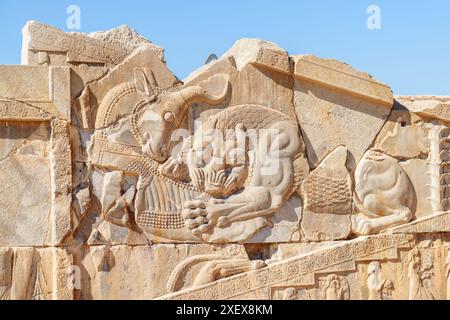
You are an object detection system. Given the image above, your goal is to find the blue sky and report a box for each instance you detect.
[0,0,449,95]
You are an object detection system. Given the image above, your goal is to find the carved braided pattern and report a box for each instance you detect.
[159,234,413,300]
[302,175,351,211]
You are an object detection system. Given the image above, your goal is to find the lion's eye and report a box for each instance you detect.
[163,111,175,122]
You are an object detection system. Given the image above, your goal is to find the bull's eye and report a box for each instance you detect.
[163,111,175,123]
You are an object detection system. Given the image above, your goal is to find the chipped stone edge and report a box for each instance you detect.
[294,57,393,107]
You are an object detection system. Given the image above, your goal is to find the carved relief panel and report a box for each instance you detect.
[0,21,448,300]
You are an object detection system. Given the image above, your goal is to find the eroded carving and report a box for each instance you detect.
[320,274,349,300]
[352,150,415,235]
[367,261,394,300]
[89,72,230,241]
[408,247,435,300]
[282,287,298,300]
[167,254,266,293]
[439,128,450,211]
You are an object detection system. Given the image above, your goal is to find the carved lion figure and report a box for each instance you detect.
[163,104,309,241]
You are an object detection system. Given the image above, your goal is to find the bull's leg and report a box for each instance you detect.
[352,206,413,235]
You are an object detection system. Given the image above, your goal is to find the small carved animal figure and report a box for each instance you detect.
[352,150,415,235]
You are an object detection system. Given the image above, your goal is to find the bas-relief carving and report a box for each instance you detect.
[0,21,449,300]
[88,70,232,243]
[352,150,415,235]
[438,127,450,211]
[367,261,394,300]
[22,21,162,68]
[167,254,266,293]
[0,248,73,300]
[83,43,309,243]
[320,274,350,300]
[407,247,435,300]
[271,274,352,301]
[178,104,308,242]
[282,287,298,300]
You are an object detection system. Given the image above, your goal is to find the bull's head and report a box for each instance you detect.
[94,70,230,164]
[137,73,230,162]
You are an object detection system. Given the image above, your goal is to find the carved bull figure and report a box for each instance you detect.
[89,71,230,234]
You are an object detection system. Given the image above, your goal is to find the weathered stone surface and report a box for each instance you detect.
[352,150,416,236]
[0,65,71,120]
[0,21,448,300]
[71,244,248,300]
[184,39,297,134]
[248,196,303,243]
[0,247,73,300]
[22,21,159,68]
[0,122,51,246]
[161,234,449,300]
[77,45,179,130]
[294,55,393,107]
[374,104,429,160]
[70,67,108,99]
[400,159,435,220]
[293,55,393,169]
[396,96,450,123]
[222,38,292,74]
[389,211,449,234]
[88,24,164,61]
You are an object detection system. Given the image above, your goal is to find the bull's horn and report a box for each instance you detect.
[180,76,230,105]
[162,75,230,126]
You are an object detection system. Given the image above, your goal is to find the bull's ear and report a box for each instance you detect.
[134,68,157,96]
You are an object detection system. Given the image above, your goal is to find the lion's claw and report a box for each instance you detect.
[183,199,230,236]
